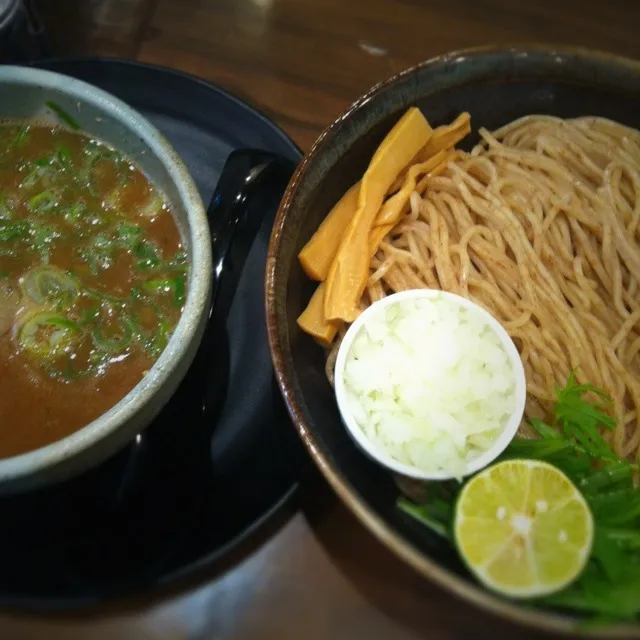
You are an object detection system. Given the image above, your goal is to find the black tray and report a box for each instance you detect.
[0,58,304,610]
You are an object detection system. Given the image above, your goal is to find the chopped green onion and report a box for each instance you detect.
[0,123,187,382]
[142,279,170,295]
[115,222,142,247]
[84,152,109,197]
[0,193,12,220]
[20,164,47,189]
[21,266,80,306]
[142,274,186,307]
[45,100,80,130]
[85,287,129,304]
[149,317,169,357]
[0,220,30,241]
[173,274,185,307]
[29,223,60,264]
[34,155,52,168]
[137,192,164,218]
[166,251,188,273]
[62,202,85,224]
[79,233,114,274]
[18,312,80,360]
[126,304,170,359]
[83,146,128,197]
[56,145,73,167]
[92,316,134,352]
[9,125,30,148]
[29,191,58,212]
[133,239,161,270]
[33,146,74,172]
[78,305,100,327]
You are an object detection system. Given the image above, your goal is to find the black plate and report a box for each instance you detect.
[0,58,303,610]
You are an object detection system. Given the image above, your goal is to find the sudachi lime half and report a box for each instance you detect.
[454,459,594,598]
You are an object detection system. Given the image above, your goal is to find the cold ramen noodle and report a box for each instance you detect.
[296,106,640,613]
[298,108,640,612]
[0,123,187,458]
[297,108,640,461]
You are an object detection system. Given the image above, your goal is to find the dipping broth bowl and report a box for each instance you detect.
[0,66,212,493]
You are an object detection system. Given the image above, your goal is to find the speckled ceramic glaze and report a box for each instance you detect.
[0,66,212,492]
[266,46,640,636]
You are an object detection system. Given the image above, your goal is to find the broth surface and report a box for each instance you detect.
[0,123,186,458]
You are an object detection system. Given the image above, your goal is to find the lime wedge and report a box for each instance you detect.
[454,459,593,598]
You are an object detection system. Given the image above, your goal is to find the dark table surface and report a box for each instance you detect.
[3,0,640,637]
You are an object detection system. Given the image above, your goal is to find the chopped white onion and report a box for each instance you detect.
[342,295,517,477]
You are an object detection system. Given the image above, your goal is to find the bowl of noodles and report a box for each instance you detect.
[265,45,640,635]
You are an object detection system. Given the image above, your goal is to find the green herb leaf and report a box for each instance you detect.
[601,528,640,550]
[397,496,451,540]
[542,561,640,620]
[579,461,636,496]
[592,528,626,583]
[589,489,640,526]
[553,371,617,460]
[396,372,640,625]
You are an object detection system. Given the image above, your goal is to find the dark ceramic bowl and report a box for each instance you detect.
[265,45,640,636]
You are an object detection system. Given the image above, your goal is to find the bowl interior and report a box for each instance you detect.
[269,48,640,633]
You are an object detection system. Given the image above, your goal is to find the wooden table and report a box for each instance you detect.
[4,1,639,637]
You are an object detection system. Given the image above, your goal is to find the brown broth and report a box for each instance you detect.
[0,123,187,458]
